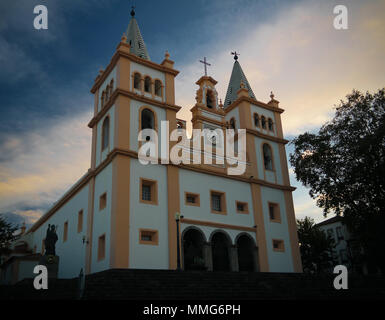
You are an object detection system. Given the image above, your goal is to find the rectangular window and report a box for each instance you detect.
[185,192,200,207]
[268,202,281,223]
[236,201,249,214]
[99,193,107,210]
[139,229,159,245]
[210,190,226,214]
[272,239,285,252]
[98,234,106,261]
[63,221,68,242]
[77,210,83,233]
[140,178,158,205]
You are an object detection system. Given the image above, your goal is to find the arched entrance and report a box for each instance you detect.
[182,228,206,270]
[211,232,231,271]
[236,234,255,271]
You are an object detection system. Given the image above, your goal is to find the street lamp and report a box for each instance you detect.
[175,212,184,270]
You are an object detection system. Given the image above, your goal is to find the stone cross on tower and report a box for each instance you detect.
[199,57,211,76]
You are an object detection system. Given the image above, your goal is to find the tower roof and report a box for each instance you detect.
[125,10,150,60]
[224,60,256,107]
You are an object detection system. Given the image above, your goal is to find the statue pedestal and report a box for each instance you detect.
[39,255,59,278]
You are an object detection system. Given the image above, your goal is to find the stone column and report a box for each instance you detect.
[203,242,213,271]
[253,246,260,272]
[229,245,239,272]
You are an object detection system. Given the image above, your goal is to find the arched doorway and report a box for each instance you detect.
[182,228,206,270]
[211,232,231,271]
[236,234,255,271]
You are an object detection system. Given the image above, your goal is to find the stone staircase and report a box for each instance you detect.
[1,269,384,300]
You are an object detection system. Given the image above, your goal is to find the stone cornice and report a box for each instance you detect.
[225,96,285,114]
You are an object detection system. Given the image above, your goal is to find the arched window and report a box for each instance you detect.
[254,113,259,127]
[229,118,236,130]
[206,90,214,108]
[263,143,273,170]
[154,80,162,96]
[144,76,151,93]
[109,79,114,97]
[261,116,266,129]
[141,108,155,141]
[102,117,110,151]
[105,86,109,102]
[268,118,274,131]
[134,73,141,90]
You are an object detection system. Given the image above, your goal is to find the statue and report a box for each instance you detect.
[44,224,58,256]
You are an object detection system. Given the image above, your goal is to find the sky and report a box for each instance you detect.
[0,0,384,228]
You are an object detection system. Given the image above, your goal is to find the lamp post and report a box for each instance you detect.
[175,212,184,270]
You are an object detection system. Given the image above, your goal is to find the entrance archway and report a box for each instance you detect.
[211,232,231,271]
[236,234,255,271]
[182,228,205,270]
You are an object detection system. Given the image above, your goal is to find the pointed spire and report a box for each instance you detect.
[224,58,256,107]
[125,8,150,60]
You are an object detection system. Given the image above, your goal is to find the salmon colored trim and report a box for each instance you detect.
[139,229,159,245]
[91,49,178,93]
[250,183,269,271]
[278,143,291,186]
[110,155,131,268]
[284,191,303,272]
[114,95,131,151]
[246,128,289,144]
[88,88,181,128]
[167,165,180,269]
[225,96,285,115]
[180,218,256,232]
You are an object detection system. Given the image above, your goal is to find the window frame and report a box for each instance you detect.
[139,178,158,205]
[272,239,285,252]
[210,190,227,215]
[185,192,200,207]
[99,192,107,211]
[98,234,106,261]
[139,229,159,245]
[236,201,249,214]
[268,202,281,223]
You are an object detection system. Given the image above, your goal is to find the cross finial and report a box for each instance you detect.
[130,6,135,17]
[270,91,275,100]
[231,51,240,60]
[199,57,211,76]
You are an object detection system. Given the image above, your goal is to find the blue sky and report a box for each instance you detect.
[0,0,384,228]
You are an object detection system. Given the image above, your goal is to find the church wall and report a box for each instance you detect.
[254,136,283,185]
[179,169,255,228]
[97,66,117,113]
[225,107,240,129]
[95,105,115,167]
[90,163,113,274]
[200,110,223,123]
[30,183,90,278]
[129,99,166,152]
[130,61,165,100]
[128,159,169,269]
[250,104,277,137]
[260,186,293,272]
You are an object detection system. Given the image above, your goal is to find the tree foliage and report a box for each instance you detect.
[290,88,385,273]
[0,214,19,256]
[297,217,335,273]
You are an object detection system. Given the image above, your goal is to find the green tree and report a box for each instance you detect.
[297,217,335,273]
[0,214,19,257]
[290,88,385,273]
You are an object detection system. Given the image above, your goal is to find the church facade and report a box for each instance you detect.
[3,10,302,281]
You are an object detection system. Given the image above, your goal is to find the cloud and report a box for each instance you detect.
[0,111,92,217]
[175,0,385,136]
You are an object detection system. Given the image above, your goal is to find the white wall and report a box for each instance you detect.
[91,162,113,273]
[97,66,117,112]
[260,186,293,272]
[129,159,169,269]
